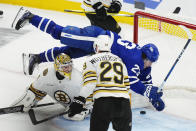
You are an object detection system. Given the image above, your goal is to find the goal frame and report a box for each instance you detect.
[133,11,196,44]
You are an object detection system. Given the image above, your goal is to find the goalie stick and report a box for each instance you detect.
[64,9,134,17]
[28,108,68,125]
[159,25,193,92]
[0,102,55,115]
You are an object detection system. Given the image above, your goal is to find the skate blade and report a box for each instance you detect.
[11,7,24,29]
[22,53,30,75]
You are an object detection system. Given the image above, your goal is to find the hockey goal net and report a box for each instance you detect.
[133,11,196,44]
[132,11,196,102]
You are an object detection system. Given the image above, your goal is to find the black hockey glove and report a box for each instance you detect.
[68,96,86,117]
[151,98,165,111]
[107,1,122,13]
[92,2,107,20]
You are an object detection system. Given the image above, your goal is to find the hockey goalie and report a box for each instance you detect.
[11,53,92,121]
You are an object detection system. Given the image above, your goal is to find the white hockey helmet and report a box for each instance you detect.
[93,35,113,53]
[54,53,73,78]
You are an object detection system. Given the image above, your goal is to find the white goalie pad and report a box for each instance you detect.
[11,88,37,112]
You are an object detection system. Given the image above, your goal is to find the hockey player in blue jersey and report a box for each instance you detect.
[12,8,165,111]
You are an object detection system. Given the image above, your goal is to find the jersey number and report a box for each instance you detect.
[100,62,123,84]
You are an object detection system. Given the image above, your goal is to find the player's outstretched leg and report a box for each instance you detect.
[12,7,34,30]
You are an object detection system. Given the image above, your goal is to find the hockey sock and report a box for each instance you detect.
[30,15,63,39]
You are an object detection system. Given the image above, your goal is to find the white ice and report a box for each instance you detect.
[0,3,196,131]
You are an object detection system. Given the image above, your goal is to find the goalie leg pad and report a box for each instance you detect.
[11,89,36,112]
[11,85,47,112]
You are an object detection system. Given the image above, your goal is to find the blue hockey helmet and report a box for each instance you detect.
[141,43,159,62]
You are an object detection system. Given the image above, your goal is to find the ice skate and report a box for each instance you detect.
[11,7,34,30]
[22,53,41,75]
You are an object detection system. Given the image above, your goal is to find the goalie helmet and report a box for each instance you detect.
[54,53,73,78]
[141,43,159,62]
[93,35,113,53]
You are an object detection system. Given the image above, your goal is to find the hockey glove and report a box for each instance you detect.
[68,96,86,117]
[92,2,107,20]
[151,98,165,111]
[144,86,163,102]
[107,1,122,13]
[64,108,90,121]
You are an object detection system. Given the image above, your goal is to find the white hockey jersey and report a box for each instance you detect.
[80,52,130,100]
[31,66,83,107]
[81,0,123,12]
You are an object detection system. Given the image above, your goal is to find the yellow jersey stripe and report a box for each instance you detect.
[96,84,126,88]
[93,89,128,95]
[83,74,97,80]
[29,84,46,97]
[83,79,97,86]
[83,70,96,77]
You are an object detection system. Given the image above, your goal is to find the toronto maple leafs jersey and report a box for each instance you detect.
[80,52,130,99]
[29,15,153,96]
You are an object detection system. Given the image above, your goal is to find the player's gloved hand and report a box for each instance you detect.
[92,2,107,20]
[68,96,86,117]
[64,108,90,121]
[107,1,122,13]
[151,98,165,111]
[144,86,163,101]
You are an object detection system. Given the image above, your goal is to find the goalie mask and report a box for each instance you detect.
[54,53,73,79]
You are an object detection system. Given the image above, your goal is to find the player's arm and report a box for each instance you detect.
[128,70,165,111]
[80,61,97,98]
[68,59,97,117]
[138,67,153,86]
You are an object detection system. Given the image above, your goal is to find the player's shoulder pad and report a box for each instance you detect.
[43,68,49,76]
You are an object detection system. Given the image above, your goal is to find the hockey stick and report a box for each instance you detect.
[28,109,68,125]
[0,102,55,115]
[159,25,193,92]
[64,9,134,17]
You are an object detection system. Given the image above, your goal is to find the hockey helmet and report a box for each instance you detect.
[141,43,159,62]
[93,35,113,53]
[54,53,73,78]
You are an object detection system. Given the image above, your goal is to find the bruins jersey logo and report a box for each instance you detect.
[54,90,71,104]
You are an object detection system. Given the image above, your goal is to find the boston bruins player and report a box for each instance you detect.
[12,53,91,121]
[68,38,132,131]
[82,0,122,33]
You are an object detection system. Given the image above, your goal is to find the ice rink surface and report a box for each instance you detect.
[0,3,196,131]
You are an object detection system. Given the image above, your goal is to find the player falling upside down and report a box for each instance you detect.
[12,8,165,111]
[12,53,92,121]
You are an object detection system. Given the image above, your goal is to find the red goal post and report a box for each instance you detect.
[133,11,196,44]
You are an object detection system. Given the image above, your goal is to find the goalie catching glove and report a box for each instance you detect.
[144,86,165,111]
